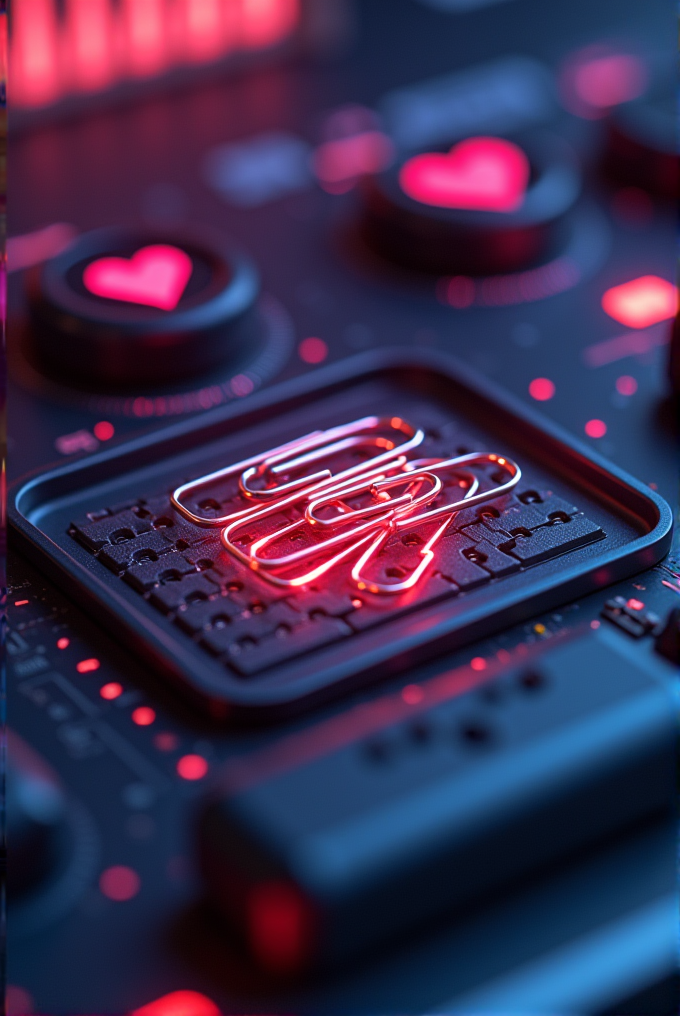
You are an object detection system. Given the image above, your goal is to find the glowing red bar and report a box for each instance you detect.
[178,0,227,62]
[66,0,115,92]
[241,0,300,49]
[122,0,168,77]
[11,0,61,107]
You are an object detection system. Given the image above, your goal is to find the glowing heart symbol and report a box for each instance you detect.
[399,136,530,213]
[83,245,193,311]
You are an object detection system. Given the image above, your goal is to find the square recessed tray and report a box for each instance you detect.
[9,351,672,720]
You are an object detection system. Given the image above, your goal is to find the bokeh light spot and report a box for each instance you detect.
[132,706,156,726]
[298,336,328,364]
[585,418,607,438]
[99,865,140,901]
[94,420,115,441]
[528,377,555,401]
[177,754,208,780]
[100,682,123,700]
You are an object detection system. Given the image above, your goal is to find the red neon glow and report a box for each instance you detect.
[583,323,670,368]
[529,378,555,401]
[601,276,678,329]
[402,684,424,705]
[627,598,645,611]
[94,420,115,441]
[83,245,193,311]
[176,0,232,63]
[10,0,61,107]
[5,986,34,1016]
[247,880,311,972]
[100,682,123,700]
[241,0,300,49]
[57,637,70,649]
[76,657,100,673]
[573,53,646,110]
[14,599,29,607]
[470,657,487,671]
[122,0,168,77]
[99,865,141,901]
[298,336,328,364]
[444,276,475,309]
[176,754,209,780]
[400,137,530,212]
[585,419,607,439]
[313,131,394,192]
[615,375,638,396]
[132,989,221,1016]
[132,706,156,726]
[66,0,115,92]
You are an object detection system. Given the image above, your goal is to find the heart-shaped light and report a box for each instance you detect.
[83,244,193,311]
[399,136,530,213]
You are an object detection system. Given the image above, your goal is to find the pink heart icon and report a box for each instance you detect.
[82,244,193,311]
[399,136,530,213]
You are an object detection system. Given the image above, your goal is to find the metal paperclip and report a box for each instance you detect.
[219,459,424,585]
[351,453,520,594]
[171,416,424,527]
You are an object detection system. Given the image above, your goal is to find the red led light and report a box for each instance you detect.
[528,377,555,401]
[470,657,487,671]
[154,732,179,752]
[401,684,424,705]
[100,682,123,700]
[298,336,328,364]
[132,989,221,1016]
[627,598,645,611]
[99,865,141,901]
[585,419,607,439]
[83,245,193,311]
[241,0,300,49]
[176,754,208,780]
[94,420,115,441]
[615,375,638,396]
[400,137,530,212]
[132,706,156,726]
[14,599,29,607]
[247,880,311,973]
[76,657,100,673]
[11,0,61,107]
[57,637,70,649]
[601,276,678,329]
[68,0,115,92]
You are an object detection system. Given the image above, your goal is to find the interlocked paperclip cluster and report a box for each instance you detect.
[171,416,521,595]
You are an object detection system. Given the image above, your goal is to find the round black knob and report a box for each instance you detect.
[602,84,677,200]
[359,132,581,276]
[26,225,260,386]
[7,731,66,899]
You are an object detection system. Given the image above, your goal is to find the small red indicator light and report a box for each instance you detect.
[99,864,141,902]
[400,136,530,212]
[154,732,179,752]
[100,682,123,700]
[615,375,638,396]
[76,657,100,674]
[470,657,487,671]
[298,336,328,364]
[177,754,208,780]
[132,989,221,1016]
[585,419,607,439]
[94,420,115,441]
[57,637,70,649]
[601,276,678,329]
[627,598,645,611]
[132,706,156,726]
[247,880,311,973]
[13,599,29,607]
[401,684,424,705]
[83,245,193,311]
[528,377,555,401]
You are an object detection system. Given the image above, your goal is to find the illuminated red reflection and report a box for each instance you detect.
[83,245,193,310]
[132,706,156,726]
[57,636,70,649]
[298,336,328,364]
[247,880,311,972]
[176,754,208,780]
[601,276,678,329]
[132,990,221,1016]
[574,53,646,109]
[241,0,300,49]
[100,681,123,700]
[76,657,100,673]
[99,864,141,901]
[400,137,530,212]
[313,131,394,192]
[67,0,115,92]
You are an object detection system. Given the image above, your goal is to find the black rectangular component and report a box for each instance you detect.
[8,352,672,717]
[197,627,678,972]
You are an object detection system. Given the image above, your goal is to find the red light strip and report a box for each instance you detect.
[10,0,300,110]
[172,416,521,595]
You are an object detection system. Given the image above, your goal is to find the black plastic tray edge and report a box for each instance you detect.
[9,350,674,719]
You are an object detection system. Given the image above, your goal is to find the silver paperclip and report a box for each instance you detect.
[350,453,520,594]
[171,416,424,527]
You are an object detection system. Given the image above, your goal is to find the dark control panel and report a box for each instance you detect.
[7,1,679,1014]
